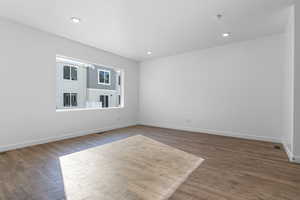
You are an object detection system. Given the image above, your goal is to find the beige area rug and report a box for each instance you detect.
[59,135,204,200]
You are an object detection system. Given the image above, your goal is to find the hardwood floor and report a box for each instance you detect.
[0,125,300,200]
[59,135,203,200]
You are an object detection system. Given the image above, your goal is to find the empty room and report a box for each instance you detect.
[0,0,300,199]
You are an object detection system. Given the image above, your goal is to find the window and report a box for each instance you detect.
[71,93,78,107]
[64,65,77,80]
[63,66,70,80]
[100,95,109,108]
[56,56,123,111]
[71,67,77,80]
[63,93,70,107]
[64,93,77,107]
[98,69,110,85]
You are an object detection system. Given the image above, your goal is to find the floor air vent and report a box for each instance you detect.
[274,145,281,150]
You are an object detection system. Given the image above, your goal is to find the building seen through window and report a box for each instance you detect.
[56,56,122,110]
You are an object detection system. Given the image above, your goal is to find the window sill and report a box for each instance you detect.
[97,82,111,86]
[56,106,124,112]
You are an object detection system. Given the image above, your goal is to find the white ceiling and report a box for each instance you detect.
[0,0,294,61]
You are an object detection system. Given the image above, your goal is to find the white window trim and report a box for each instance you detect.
[63,65,78,81]
[97,69,111,85]
[56,106,124,112]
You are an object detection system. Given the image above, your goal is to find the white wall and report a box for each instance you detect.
[283,5,295,160]
[294,2,300,160]
[0,18,139,151]
[139,34,285,142]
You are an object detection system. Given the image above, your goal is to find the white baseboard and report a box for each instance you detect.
[139,121,281,143]
[282,143,300,164]
[283,142,294,162]
[0,122,137,153]
[293,156,300,164]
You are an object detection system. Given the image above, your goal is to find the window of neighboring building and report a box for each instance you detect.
[63,93,70,107]
[64,93,77,107]
[118,95,121,106]
[71,93,78,107]
[100,95,109,108]
[64,65,77,80]
[98,69,110,85]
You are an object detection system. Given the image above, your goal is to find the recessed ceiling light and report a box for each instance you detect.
[70,17,81,24]
[222,32,231,38]
[147,51,152,55]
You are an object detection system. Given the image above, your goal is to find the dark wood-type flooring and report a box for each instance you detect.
[0,125,300,200]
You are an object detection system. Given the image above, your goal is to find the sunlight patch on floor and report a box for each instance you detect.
[59,135,204,200]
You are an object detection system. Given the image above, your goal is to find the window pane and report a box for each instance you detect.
[105,95,109,107]
[99,71,105,83]
[63,93,70,107]
[71,67,77,80]
[100,95,104,107]
[100,95,109,108]
[63,66,70,80]
[71,93,77,106]
[105,72,110,84]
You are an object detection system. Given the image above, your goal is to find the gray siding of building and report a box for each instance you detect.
[87,65,117,90]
